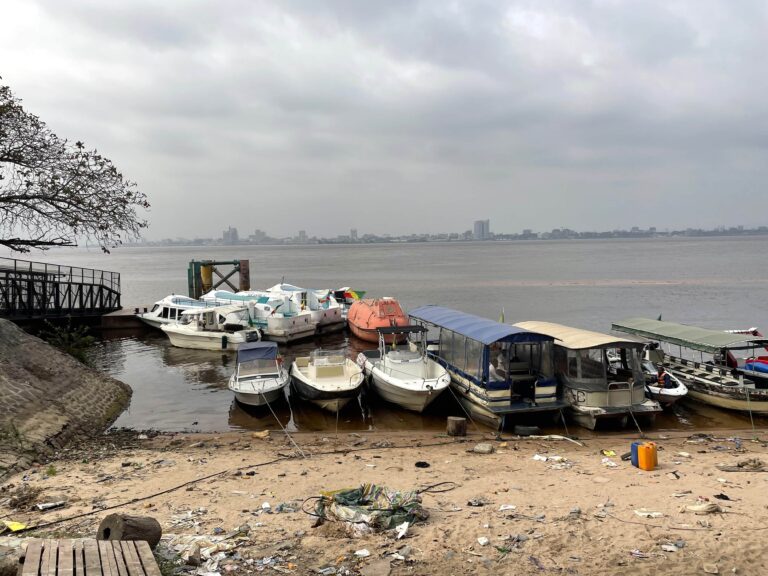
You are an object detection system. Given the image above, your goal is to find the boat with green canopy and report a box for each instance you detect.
[611,318,768,414]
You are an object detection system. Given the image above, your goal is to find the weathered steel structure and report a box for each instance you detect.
[0,256,121,319]
[187,259,250,299]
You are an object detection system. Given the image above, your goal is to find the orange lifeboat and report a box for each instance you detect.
[347,298,409,344]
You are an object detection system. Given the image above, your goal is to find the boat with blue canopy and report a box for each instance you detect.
[408,305,567,429]
[228,341,289,407]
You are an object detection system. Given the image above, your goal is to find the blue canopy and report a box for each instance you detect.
[409,305,553,345]
[237,341,279,362]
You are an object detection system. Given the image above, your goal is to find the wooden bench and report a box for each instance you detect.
[21,539,162,576]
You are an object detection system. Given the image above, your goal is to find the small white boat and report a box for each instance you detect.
[138,295,224,329]
[357,326,450,413]
[228,341,289,407]
[202,290,317,343]
[608,349,688,407]
[267,284,346,334]
[291,349,364,412]
[161,305,262,351]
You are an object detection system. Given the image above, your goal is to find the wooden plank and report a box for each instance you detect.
[119,542,144,576]
[58,540,75,576]
[20,539,44,576]
[73,541,85,576]
[38,539,53,576]
[109,542,129,576]
[134,542,162,576]
[97,541,117,576]
[83,540,103,576]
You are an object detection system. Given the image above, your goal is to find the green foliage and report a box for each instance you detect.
[0,80,149,253]
[40,320,96,364]
[45,464,57,476]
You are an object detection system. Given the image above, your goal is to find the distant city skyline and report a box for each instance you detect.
[145,222,768,248]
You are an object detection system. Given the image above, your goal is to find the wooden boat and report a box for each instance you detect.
[161,305,261,351]
[514,321,661,430]
[410,306,568,429]
[357,326,450,413]
[347,297,408,343]
[612,318,768,414]
[228,341,289,407]
[291,349,364,413]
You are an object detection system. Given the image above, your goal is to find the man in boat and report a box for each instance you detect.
[657,364,672,388]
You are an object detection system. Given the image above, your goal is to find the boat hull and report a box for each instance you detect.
[162,325,261,351]
[291,366,364,413]
[349,324,405,344]
[229,372,289,407]
[568,401,660,431]
[368,370,446,412]
[263,316,317,343]
[684,385,768,413]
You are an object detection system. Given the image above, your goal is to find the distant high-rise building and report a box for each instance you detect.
[350,228,358,241]
[473,219,490,240]
[223,226,239,244]
[298,230,307,242]
[252,229,267,243]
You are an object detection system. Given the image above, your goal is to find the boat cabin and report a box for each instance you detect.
[612,318,768,388]
[235,341,282,380]
[409,306,567,425]
[180,304,253,333]
[513,321,655,418]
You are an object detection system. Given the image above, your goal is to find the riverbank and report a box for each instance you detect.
[2,428,767,575]
[0,320,131,479]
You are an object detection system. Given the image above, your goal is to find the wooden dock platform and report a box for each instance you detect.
[21,539,161,576]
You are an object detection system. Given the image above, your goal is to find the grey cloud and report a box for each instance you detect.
[1,0,767,238]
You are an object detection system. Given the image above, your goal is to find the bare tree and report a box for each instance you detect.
[0,81,149,253]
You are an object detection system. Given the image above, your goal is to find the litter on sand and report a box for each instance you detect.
[634,509,664,518]
[685,502,722,515]
[313,483,429,536]
[716,458,767,472]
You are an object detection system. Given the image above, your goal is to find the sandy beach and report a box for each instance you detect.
[2,428,768,576]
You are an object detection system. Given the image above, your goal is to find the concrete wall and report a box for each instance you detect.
[0,319,132,478]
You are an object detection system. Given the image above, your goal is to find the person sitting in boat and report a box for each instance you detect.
[657,364,672,388]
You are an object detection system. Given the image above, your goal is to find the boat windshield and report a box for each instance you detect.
[310,349,346,365]
[238,359,279,377]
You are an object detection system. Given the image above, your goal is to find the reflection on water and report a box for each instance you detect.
[105,330,472,432]
[102,329,768,433]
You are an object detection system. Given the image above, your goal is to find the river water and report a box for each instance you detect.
[22,237,768,433]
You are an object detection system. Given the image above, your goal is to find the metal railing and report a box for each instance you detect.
[0,256,121,318]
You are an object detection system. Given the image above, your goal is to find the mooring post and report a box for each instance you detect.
[239,260,250,291]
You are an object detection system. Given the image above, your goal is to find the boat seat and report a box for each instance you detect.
[508,361,529,374]
[314,365,345,378]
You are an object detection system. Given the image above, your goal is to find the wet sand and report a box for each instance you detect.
[3,428,768,575]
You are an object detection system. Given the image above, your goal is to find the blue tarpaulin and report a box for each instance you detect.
[409,305,553,345]
[237,341,279,362]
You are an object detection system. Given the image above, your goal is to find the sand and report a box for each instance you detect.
[2,428,768,576]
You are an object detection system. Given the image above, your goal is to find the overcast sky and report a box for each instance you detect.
[1,1,767,239]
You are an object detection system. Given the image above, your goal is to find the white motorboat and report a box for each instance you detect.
[357,325,450,413]
[608,348,688,407]
[228,341,289,407]
[138,295,224,329]
[201,290,316,343]
[161,305,262,351]
[266,284,345,334]
[291,349,364,412]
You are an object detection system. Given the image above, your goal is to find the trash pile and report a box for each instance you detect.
[313,483,429,538]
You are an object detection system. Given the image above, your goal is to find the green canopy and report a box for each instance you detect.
[611,318,768,354]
